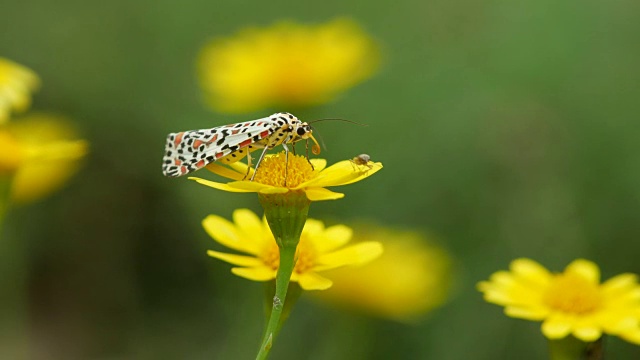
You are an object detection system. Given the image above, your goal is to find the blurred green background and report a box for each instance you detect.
[2,0,640,358]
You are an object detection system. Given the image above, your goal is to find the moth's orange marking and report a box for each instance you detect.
[256,121,263,126]
[239,139,252,148]
[244,123,250,127]
[180,166,187,174]
[196,160,205,168]
[174,159,182,165]
[232,129,239,135]
[215,152,224,159]
[193,140,204,149]
[174,132,184,147]
[260,130,269,138]
[211,134,218,142]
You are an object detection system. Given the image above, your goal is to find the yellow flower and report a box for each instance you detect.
[315,225,453,321]
[204,209,383,290]
[478,258,640,344]
[190,151,382,201]
[0,114,89,203]
[198,18,380,113]
[0,58,40,124]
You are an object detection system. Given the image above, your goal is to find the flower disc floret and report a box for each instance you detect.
[252,152,314,188]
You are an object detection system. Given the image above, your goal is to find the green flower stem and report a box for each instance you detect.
[0,175,28,358]
[262,282,303,336]
[0,175,11,237]
[256,245,296,360]
[256,192,310,360]
[548,336,603,360]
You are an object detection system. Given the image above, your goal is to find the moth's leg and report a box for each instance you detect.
[305,139,314,171]
[244,150,252,180]
[282,143,290,187]
[251,145,271,181]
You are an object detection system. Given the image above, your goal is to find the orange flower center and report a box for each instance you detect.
[262,243,280,270]
[543,273,602,314]
[293,239,316,274]
[253,152,314,188]
[260,237,317,274]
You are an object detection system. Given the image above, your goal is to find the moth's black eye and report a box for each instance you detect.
[297,127,306,136]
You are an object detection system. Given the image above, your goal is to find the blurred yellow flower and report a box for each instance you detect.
[204,209,383,290]
[190,151,382,201]
[0,114,88,203]
[478,258,640,344]
[315,226,453,321]
[0,58,40,124]
[198,18,380,113]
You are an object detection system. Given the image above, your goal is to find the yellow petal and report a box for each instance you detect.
[481,290,517,306]
[316,242,383,270]
[510,258,552,287]
[602,316,637,333]
[302,218,325,236]
[602,273,639,296]
[205,162,244,180]
[565,259,600,284]
[542,316,572,339]
[298,272,333,290]
[314,224,352,253]
[573,325,602,342]
[231,266,275,281]
[206,250,264,267]
[310,158,327,172]
[189,177,255,193]
[504,305,549,320]
[619,328,640,345]
[339,162,383,185]
[305,187,344,201]
[487,271,518,288]
[233,208,270,248]
[257,186,290,194]
[202,215,257,254]
[298,166,363,189]
[227,161,253,177]
[227,180,283,193]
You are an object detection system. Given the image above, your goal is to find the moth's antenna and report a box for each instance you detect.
[308,118,368,126]
[309,126,327,152]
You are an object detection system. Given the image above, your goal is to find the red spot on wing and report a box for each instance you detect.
[193,140,204,149]
[239,139,252,148]
[180,166,187,174]
[232,130,239,135]
[256,121,263,126]
[260,130,269,138]
[196,160,205,168]
[210,134,218,143]
[215,152,224,159]
[174,159,182,165]
[174,132,184,147]
[244,123,250,127]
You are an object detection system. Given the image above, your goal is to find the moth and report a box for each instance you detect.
[162,112,320,178]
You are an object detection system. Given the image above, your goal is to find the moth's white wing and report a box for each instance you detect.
[162,118,277,177]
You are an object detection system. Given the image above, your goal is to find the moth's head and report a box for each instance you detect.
[296,123,321,155]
